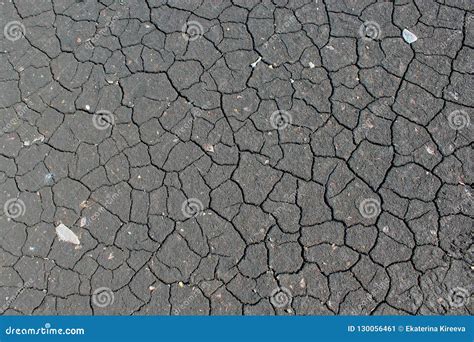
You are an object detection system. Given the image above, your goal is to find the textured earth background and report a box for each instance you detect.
[0,0,472,316]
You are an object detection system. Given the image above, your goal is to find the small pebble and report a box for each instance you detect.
[402,29,417,44]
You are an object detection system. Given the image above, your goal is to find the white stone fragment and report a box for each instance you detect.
[250,56,262,68]
[402,29,417,44]
[203,143,214,152]
[55,223,80,245]
[23,135,44,146]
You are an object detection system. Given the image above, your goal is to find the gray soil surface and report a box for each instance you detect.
[0,0,472,315]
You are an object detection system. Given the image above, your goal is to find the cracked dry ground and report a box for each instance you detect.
[0,0,473,316]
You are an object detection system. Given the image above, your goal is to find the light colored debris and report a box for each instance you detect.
[250,56,262,68]
[402,29,417,44]
[203,143,214,152]
[425,145,436,155]
[308,62,315,68]
[23,135,44,146]
[55,223,80,245]
[80,201,91,208]
[44,173,55,183]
